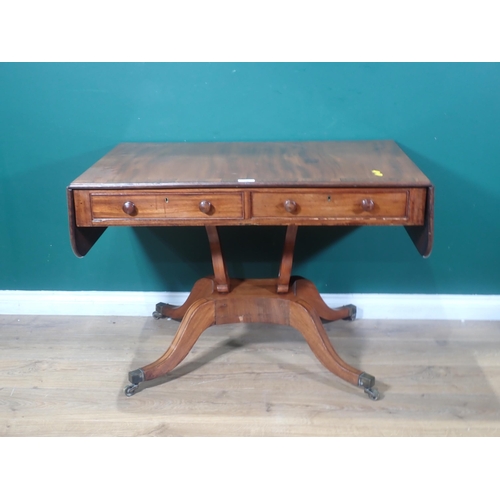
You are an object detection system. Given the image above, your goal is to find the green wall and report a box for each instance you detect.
[1,63,499,294]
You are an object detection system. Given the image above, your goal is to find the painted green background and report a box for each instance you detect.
[0,63,499,294]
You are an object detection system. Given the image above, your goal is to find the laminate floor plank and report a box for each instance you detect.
[1,315,499,436]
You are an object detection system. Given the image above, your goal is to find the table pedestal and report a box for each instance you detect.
[125,226,380,400]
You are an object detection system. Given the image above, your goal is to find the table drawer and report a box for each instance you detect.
[75,190,244,225]
[251,188,425,224]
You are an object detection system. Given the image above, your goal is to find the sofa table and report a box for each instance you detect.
[67,141,434,400]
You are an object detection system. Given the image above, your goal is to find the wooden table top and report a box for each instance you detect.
[70,140,432,189]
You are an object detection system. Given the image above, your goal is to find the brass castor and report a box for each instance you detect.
[358,372,380,401]
[342,304,357,321]
[124,369,145,397]
[124,384,139,397]
[152,302,171,320]
[364,387,380,401]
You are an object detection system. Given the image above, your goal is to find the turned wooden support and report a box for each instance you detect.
[277,225,298,294]
[205,226,230,293]
[206,225,299,295]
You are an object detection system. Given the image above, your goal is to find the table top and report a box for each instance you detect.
[70,140,432,189]
[68,140,434,258]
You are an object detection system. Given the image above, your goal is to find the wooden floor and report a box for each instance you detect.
[1,314,499,436]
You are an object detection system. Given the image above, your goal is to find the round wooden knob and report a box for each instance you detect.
[361,198,375,211]
[122,201,137,215]
[199,200,212,214]
[284,199,297,214]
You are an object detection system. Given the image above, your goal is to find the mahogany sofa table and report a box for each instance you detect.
[67,141,434,400]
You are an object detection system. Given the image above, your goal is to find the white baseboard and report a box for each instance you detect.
[0,290,499,321]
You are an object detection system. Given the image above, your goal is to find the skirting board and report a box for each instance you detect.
[0,291,499,321]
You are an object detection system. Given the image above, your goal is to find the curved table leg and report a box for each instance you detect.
[294,278,356,322]
[289,298,379,399]
[125,276,379,400]
[153,277,215,320]
[125,298,216,396]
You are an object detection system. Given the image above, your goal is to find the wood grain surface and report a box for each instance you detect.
[67,141,434,257]
[1,315,499,436]
[69,141,432,189]
[72,187,426,227]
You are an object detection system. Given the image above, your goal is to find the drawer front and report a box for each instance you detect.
[79,191,244,225]
[251,189,424,224]
[73,188,426,227]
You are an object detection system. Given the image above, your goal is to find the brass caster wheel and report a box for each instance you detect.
[364,387,380,401]
[153,302,168,320]
[342,304,357,321]
[124,384,139,397]
[358,372,379,400]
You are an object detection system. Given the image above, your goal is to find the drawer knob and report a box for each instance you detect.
[284,199,298,214]
[361,198,375,211]
[199,200,212,214]
[122,201,137,215]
